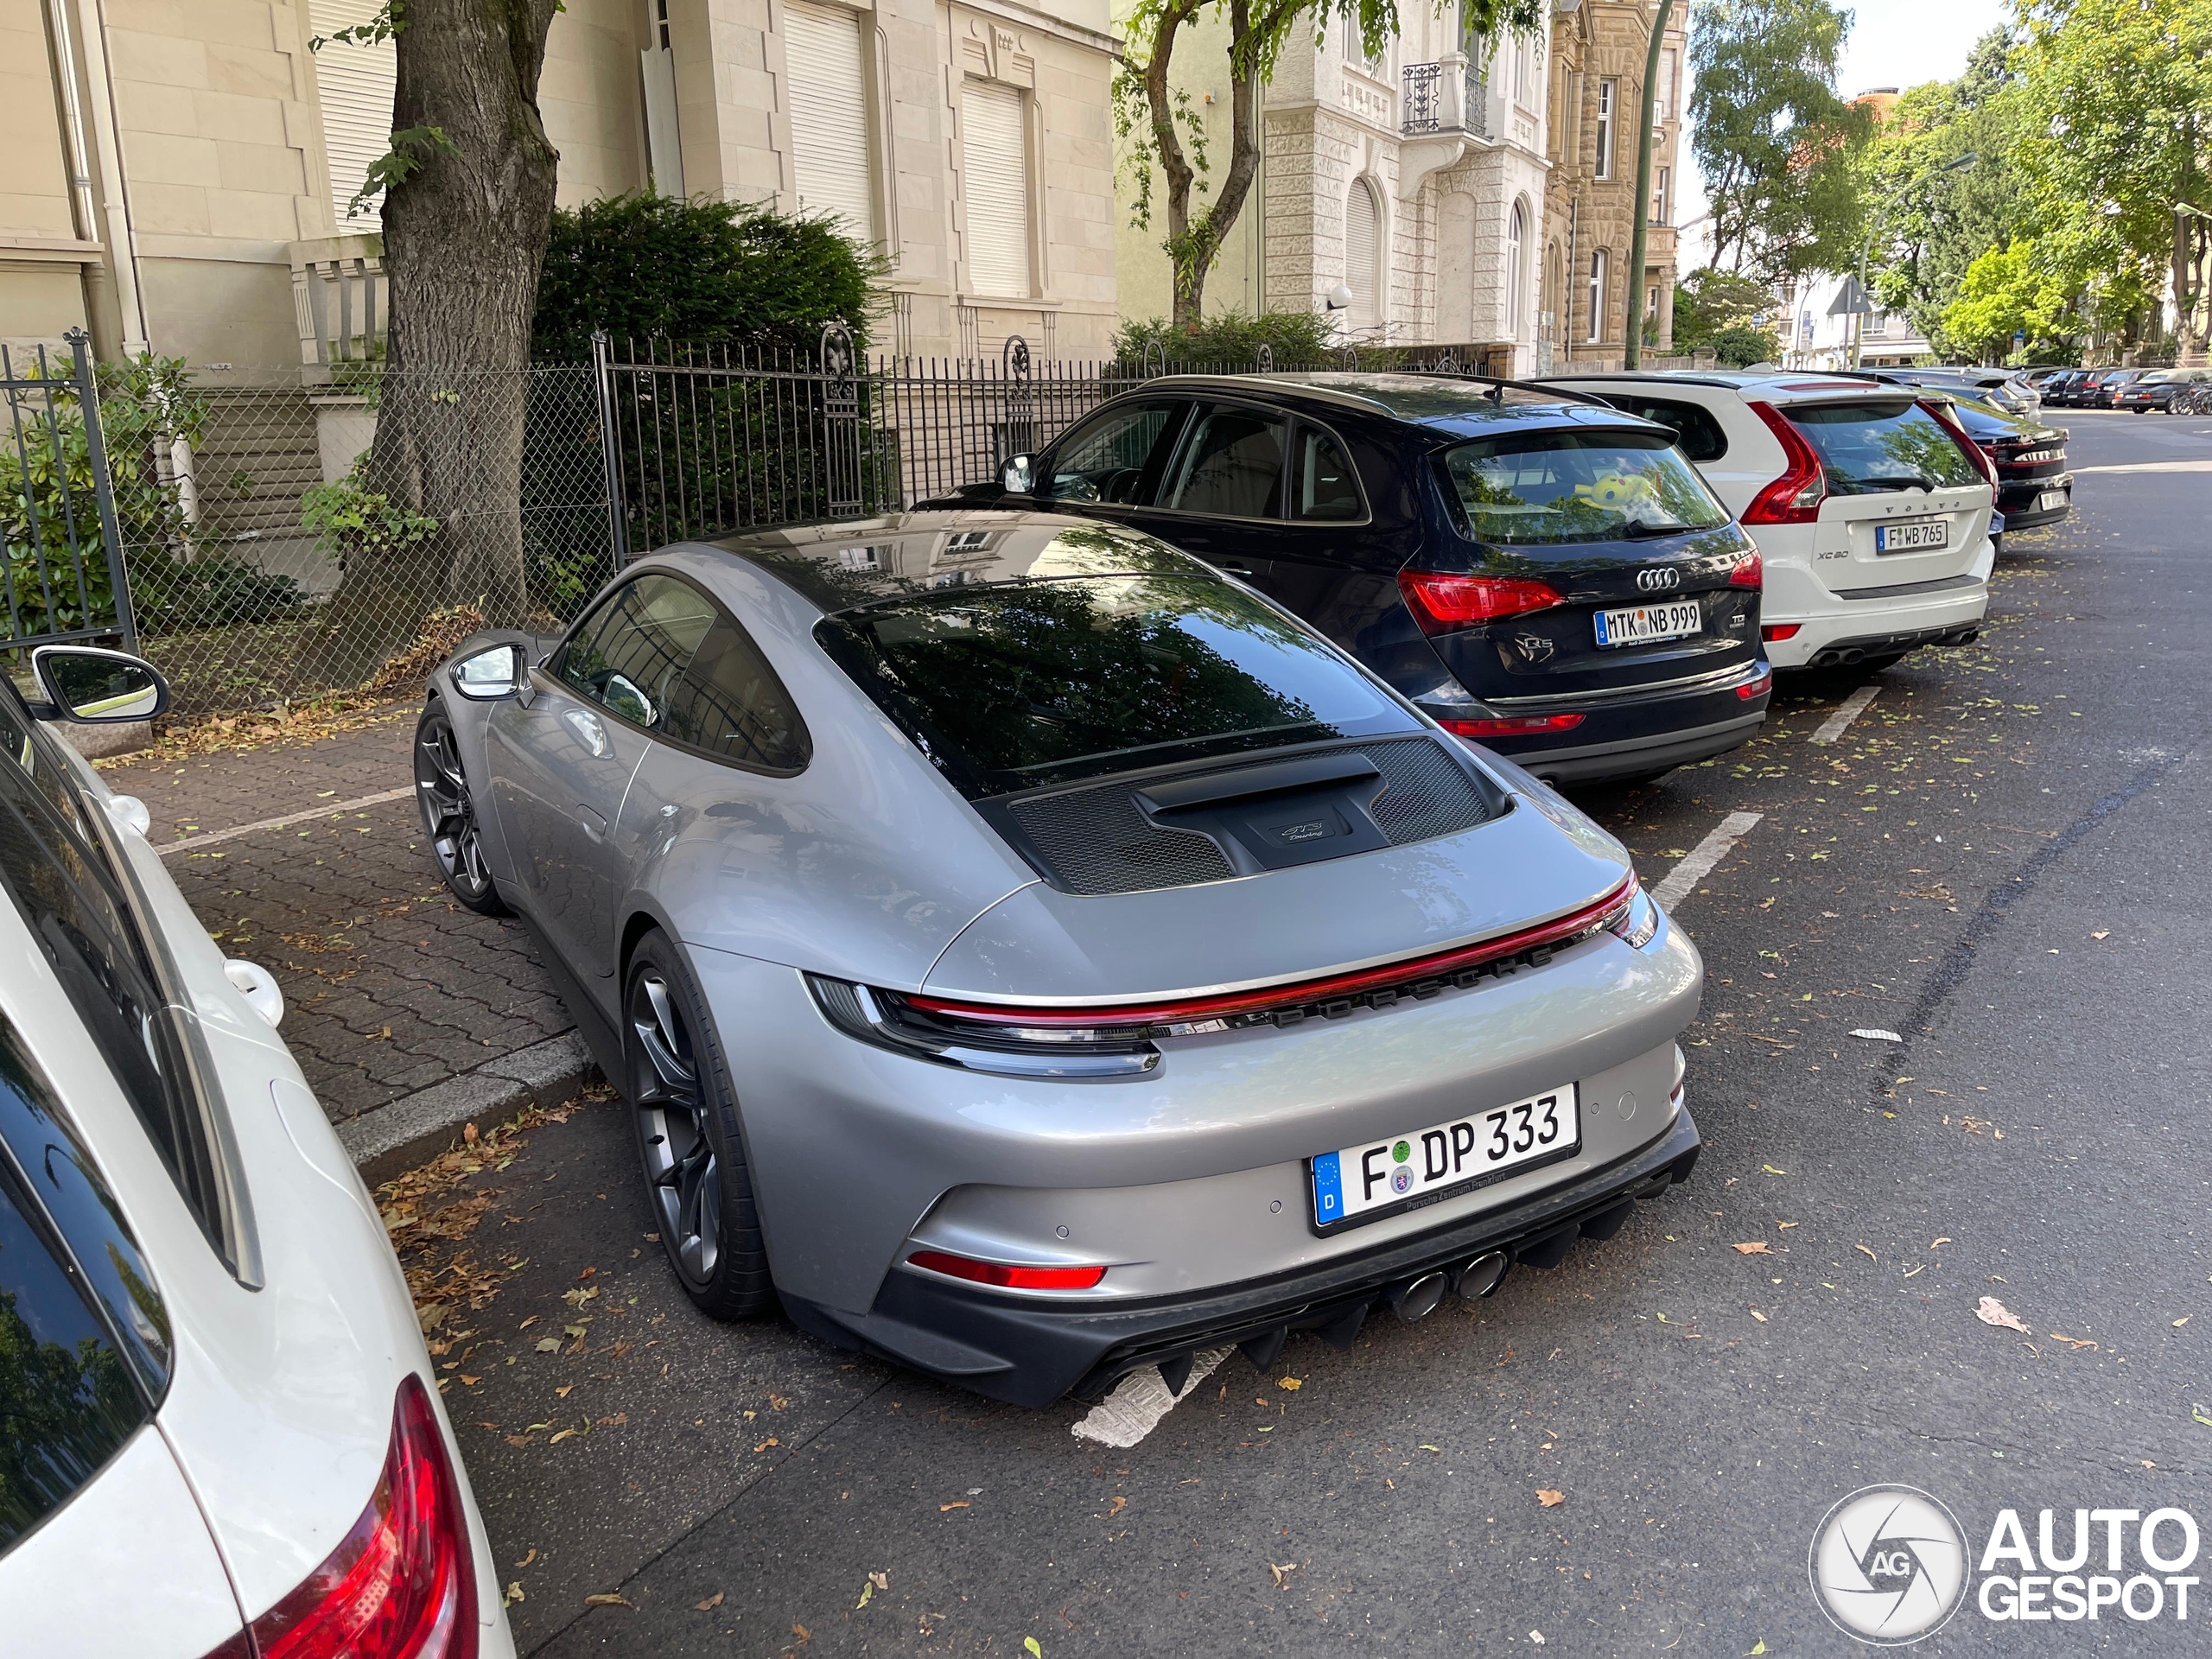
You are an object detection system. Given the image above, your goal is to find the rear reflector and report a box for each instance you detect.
[906,1250,1108,1291]
[1737,668,1774,701]
[1762,623,1802,642]
[1438,713,1586,738]
[1396,570,1565,633]
[252,1375,477,1659]
[904,874,1639,1031]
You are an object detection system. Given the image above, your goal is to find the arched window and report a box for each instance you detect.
[1345,178,1381,329]
[1505,200,1527,336]
[1587,247,1608,343]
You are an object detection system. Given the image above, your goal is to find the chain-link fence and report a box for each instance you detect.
[34,331,1582,720]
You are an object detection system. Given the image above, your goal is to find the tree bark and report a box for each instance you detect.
[334,0,562,677]
[1140,0,1205,327]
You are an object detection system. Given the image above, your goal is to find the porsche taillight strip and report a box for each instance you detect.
[906,874,1639,1032]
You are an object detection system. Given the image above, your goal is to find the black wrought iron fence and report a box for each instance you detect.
[1,330,134,658]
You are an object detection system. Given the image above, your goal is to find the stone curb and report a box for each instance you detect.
[339,1031,601,1186]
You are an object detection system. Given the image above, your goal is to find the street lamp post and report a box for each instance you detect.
[1852,150,1976,369]
[1624,0,1674,370]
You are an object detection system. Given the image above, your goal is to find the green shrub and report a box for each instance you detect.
[1112,310,1340,366]
[301,463,439,571]
[131,554,305,633]
[532,194,888,359]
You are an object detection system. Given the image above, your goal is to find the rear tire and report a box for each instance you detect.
[625,931,774,1320]
[414,700,510,916]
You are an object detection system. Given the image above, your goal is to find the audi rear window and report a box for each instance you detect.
[1436,430,1732,545]
[816,575,1415,796]
[1784,401,1982,495]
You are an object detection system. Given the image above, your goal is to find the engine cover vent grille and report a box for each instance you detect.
[1003,736,1491,896]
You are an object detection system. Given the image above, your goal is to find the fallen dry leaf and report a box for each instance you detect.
[1733,1242,1772,1255]
[2092,931,2110,940]
[2049,1332,2101,1351]
[1750,1310,1768,1322]
[1278,1376,1302,1391]
[2176,1318,2191,1328]
[503,1582,524,1606]
[856,1581,874,1609]
[556,1384,574,1398]
[791,1623,811,1645]
[1268,1562,1299,1587]
[940,1501,969,1512]
[549,1428,578,1444]
[870,1572,889,1592]
[1105,1496,1128,1517]
[1536,1489,1566,1508]
[1976,1296,2031,1334]
[513,1549,537,1570]
[753,1438,779,1452]
[695,1592,725,1612]
[504,1434,532,1448]
[583,1592,635,1610]
[1855,1244,1878,1263]
[1930,1237,1953,1249]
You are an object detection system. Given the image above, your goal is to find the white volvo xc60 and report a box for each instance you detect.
[0,645,512,1659]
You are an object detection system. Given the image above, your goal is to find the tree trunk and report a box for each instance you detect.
[331,0,562,681]
[1141,1,1205,328]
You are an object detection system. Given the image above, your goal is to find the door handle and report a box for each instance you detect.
[575,805,608,845]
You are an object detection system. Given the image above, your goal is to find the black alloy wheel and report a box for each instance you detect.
[414,701,509,915]
[626,932,772,1319]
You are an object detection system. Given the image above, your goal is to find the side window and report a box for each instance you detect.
[1291,426,1364,521]
[0,761,226,1264]
[0,1151,151,1555]
[1609,397,1728,464]
[563,574,810,770]
[1042,402,1183,504]
[1160,404,1288,518]
[658,613,810,771]
[0,678,92,837]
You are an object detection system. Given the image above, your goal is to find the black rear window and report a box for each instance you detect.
[1436,430,1731,544]
[816,575,1414,796]
[1785,402,1982,495]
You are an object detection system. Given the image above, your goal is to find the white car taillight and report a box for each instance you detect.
[246,1376,477,1659]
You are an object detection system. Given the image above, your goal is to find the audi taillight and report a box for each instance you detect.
[1743,402,1827,525]
[251,1376,478,1659]
[1919,398,1999,489]
[1737,668,1773,701]
[1728,550,1763,588]
[1396,570,1565,634]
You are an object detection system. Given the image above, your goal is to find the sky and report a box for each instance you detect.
[1675,0,2012,268]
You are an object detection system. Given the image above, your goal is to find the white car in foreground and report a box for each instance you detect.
[1539,371,1997,671]
[0,645,511,1658]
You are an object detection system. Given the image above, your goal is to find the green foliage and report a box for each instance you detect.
[348,125,458,220]
[0,1284,143,1541]
[1112,309,1341,365]
[531,194,887,357]
[1940,238,2078,363]
[1669,270,1783,365]
[1689,0,1871,284]
[301,461,440,571]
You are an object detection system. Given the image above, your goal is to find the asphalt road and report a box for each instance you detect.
[418,408,2212,1656]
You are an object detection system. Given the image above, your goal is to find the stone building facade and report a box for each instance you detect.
[1114,2,1552,373]
[3,0,1122,371]
[1539,0,1683,369]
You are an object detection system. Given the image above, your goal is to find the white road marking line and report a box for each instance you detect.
[157,785,416,857]
[1650,810,1764,911]
[1810,684,1881,747]
[1071,1345,1238,1447]
[2071,459,2212,474]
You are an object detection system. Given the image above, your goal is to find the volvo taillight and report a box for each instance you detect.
[1743,402,1827,525]
[251,1376,478,1659]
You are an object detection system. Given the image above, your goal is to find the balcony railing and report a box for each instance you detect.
[289,235,385,382]
[1401,59,1489,140]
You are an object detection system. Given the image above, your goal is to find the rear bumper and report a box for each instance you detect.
[1455,662,1770,785]
[785,1102,1701,1406]
[1764,556,1992,671]
[1501,709,1767,785]
[1996,473,2071,528]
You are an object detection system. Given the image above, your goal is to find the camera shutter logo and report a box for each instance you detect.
[1809,1485,1972,1644]
[1636,568,1681,592]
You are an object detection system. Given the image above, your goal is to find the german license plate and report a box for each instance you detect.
[1309,1083,1581,1230]
[2038,491,2067,512]
[1875,518,1948,552]
[1593,599,1700,648]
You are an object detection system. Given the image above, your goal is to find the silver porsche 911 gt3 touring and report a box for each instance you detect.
[415,512,1703,1404]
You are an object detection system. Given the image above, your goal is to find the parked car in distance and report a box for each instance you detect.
[2093,368,2151,408]
[2113,368,2212,413]
[2037,369,2089,406]
[416,513,1705,1406]
[2024,367,2075,392]
[1540,370,1997,673]
[0,647,511,1658]
[1942,394,2072,536]
[1856,365,2040,419]
[930,373,1771,789]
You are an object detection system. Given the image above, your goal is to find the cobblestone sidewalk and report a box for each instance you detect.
[99,705,591,1176]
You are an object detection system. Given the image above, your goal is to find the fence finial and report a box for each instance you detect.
[1002,335,1032,381]
[1255,343,1274,374]
[1141,339,1166,380]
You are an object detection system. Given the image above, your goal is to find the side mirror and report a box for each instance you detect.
[451,642,523,699]
[1001,454,1034,495]
[29,645,169,724]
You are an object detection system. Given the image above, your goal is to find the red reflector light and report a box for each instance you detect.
[1743,401,1828,525]
[1728,550,1763,588]
[1396,570,1565,634]
[1762,623,1802,641]
[252,1375,477,1659]
[906,1250,1109,1291]
[1439,713,1587,738]
[1737,668,1774,701]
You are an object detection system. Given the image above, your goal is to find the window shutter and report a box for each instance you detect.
[309,0,397,232]
[1345,181,1378,327]
[785,0,874,240]
[963,79,1031,297]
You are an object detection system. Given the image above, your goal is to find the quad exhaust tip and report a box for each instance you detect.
[1389,1272,1451,1323]
[1455,1249,1510,1302]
